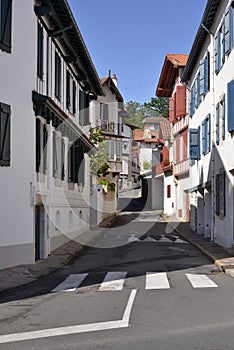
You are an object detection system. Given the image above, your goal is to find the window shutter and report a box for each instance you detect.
[175,86,186,117]
[197,74,200,108]
[68,143,74,182]
[224,8,231,55]
[43,124,47,174]
[202,120,205,154]
[53,131,58,178]
[219,172,226,217]
[216,103,220,145]
[190,85,195,117]
[55,52,61,100]
[194,77,198,109]
[37,23,43,79]
[207,114,211,153]
[216,174,220,216]
[197,125,201,159]
[167,185,171,198]
[227,79,234,131]
[169,97,175,122]
[215,33,221,73]
[189,128,198,160]
[200,58,205,96]
[84,93,89,126]
[222,94,226,139]
[204,52,210,94]
[66,71,71,110]
[0,102,11,166]
[36,118,41,172]
[72,80,76,114]
[79,90,89,126]
[61,137,65,181]
[0,0,12,53]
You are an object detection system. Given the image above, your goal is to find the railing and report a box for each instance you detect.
[173,159,189,176]
[109,160,122,173]
[172,115,189,135]
[100,121,116,133]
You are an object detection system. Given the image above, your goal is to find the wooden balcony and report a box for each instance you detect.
[172,115,189,136]
[173,159,189,176]
[109,160,122,173]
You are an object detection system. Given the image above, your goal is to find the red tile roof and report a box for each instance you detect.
[156,54,188,98]
[160,121,171,140]
[166,54,188,67]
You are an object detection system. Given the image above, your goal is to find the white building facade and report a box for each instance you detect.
[0,0,103,268]
[182,0,234,247]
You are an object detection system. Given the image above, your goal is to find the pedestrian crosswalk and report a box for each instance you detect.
[51,271,220,293]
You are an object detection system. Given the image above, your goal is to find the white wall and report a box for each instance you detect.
[0,0,36,267]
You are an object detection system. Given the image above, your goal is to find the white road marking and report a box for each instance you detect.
[52,273,88,292]
[143,236,158,242]
[186,274,218,288]
[98,272,127,291]
[145,272,170,290]
[0,289,137,344]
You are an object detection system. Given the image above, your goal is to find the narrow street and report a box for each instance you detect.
[0,192,234,350]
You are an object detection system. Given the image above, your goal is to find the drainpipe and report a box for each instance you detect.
[201,23,216,241]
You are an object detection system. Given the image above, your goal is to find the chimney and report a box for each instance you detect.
[112,73,118,88]
[108,69,111,77]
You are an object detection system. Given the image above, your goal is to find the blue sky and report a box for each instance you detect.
[68,1,207,104]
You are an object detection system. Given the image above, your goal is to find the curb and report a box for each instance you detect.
[160,213,228,273]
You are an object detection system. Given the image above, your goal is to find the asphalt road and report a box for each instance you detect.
[0,194,234,350]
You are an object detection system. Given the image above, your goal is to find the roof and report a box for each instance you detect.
[156,54,188,97]
[100,75,124,102]
[181,0,221,82]
[133,129,160,143]
[143,116,169,124]
[123,122,139,130]
[160,121,171,140]
[35,0,104,97]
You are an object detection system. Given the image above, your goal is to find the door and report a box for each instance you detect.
[35,204,45,260]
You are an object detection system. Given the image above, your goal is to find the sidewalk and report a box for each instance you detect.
[161,213,234,277]
[0,225,108,294]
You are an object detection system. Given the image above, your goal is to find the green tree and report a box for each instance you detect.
[144,97,169,118]
[125,101,145,128]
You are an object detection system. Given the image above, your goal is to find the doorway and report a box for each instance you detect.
[35,204,45,260]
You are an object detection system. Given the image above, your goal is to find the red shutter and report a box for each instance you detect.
[176,85,186,117]
[175,137,180,164]
[169,95,176,123]
[167,185,171,198]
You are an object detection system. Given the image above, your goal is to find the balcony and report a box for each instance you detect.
[173,159,189,176]
[109,160,122,173]
[100,121,116,133]
[172,115,189,136]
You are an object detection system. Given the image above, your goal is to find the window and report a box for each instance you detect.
[215,5,234,74]
[167,185,171,198]
[227,79,234,132]
[221,95,226,140]
[68,141,85,185]
[189,128,200,162]
[202,115,211,155]
[216,172,226,217]
[55,52,61,100]
[200,52,210,96]
[66,71,76,115]
[53,131,65,180]
[0,0,12,53]
[216,103,220,145]
[36,119,48,174]
[116,140,122,161]
[0,102,10,166]
[37,23,43,79]
[79,90,89,126]
[100,103,109,130]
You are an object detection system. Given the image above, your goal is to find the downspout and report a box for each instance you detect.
[201,23,216,241]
